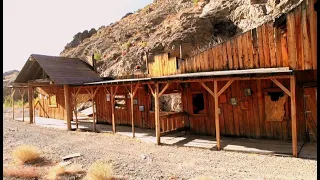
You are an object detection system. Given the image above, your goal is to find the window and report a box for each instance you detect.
[149,93,182,112]
[192,93,205,114]
[264,88,289,121]
[48,94,57,107]
[115,95,126,110]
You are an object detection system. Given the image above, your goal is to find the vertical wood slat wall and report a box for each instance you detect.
[148,0,317,77]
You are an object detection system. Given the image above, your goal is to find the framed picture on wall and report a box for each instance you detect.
[106,94,111,101]
[133,98,138,105]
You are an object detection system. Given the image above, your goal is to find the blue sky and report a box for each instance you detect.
[3,0,153,72]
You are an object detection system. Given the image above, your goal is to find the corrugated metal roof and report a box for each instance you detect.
[84,67,292,85]
[14,54,102,85]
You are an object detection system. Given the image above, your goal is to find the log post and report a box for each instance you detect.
[64,85,72,131]
[20,89,25,122]
[130,85,135,137]
[214,80,221,150]
[75,96,78,129]
[28,86,34,124]
[290,76,298,157]
[110,86,118,133]
[11,88,15,120]
[155,83,160,145]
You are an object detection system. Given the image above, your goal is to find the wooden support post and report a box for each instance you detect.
[214,81,221,150]
[75,96,78,129]
[111,86,118,133]
[64,85,72,131]
[290,76,297,157]
[130,85,135,137]
[28,86,34,124]
[11,88,15,120]
[92,98,96,132]
[19,89,25,122]
[155,83,160,145]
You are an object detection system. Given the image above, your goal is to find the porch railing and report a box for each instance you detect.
[160,112,187,134]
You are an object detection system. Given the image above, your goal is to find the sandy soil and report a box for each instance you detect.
[3,107,317,180]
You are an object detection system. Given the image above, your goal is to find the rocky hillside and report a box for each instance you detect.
[60,0,302,78]
[3,70,19,101]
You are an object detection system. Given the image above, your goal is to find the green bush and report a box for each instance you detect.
[122,42,132,50]
[193,0,198,6]
[94,53,102,61]
[139,41,148,47]
[3,96,26,107]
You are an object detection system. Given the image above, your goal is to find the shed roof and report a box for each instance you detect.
[84,67,293,85]
[14,54,102,85]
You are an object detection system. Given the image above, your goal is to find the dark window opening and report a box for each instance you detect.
[192,93,205,114]
[268,91,284,101]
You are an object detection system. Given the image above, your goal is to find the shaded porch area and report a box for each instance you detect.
[15,117,316,159]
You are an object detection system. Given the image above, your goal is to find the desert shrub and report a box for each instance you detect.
[193,0,198,6]
[138,41,148,47]
[94,53,102,61]
[12,145,40,164]
[122,42,132,50]
[3,96,12,107]
[86,161,113,180]
[3,165,41,179]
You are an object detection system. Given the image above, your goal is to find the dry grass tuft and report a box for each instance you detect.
[45,165,66,180]
[12,145,41,164]
[3,165,41,179]
[86,161,114,180]
[45,163,85,180]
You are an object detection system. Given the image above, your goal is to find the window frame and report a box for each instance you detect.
[190,91,207,116]
[48,94,57,108]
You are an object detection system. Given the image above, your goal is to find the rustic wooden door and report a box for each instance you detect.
[303,87,317,142]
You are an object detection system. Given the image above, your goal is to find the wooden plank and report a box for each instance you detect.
[301,1,312,69]
[309,0,317,69]
[231,80,240,136]
[237,35,244,69]
[268,23,277,67]
[270,79,292,97]
[218,80,234,97]
[208,48,214,70]
[275,28,283,67]
[262,23,271,68]
[247,31,254,68]
[218,83,225,135]
[232,39,239,69]
[28,87,34,124]
[251,80,261,138]
[200,82,215,97]
[155,83,160,145]
[257,80,265,138]
[242,32,250,69]
[287,11,297,69]
[251,29,260,68]
[295,5,304,70]
[257,26,265,67]
[203,50,209,71]
[222,43,228,70]
[63,85,72,131]
[225,85,235,135]
[290,76,297,157]
[281,31,289,67]
[226,41,233,69]
[214,81,221,150]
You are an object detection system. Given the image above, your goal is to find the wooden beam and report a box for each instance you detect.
[111,86,116,133]
[19,89,25,122]
[217,80,234,97]
[75,87,82,97]
[214,81,221,150]
[271,79,292,97]
[199,82,215,97]
[159,82,171,97]
[64,85,72,131]
[132,84,140,97]
[28,86,34,124]
[155,83,161,145]
[130,85,135,138]
[147,84,155,97]
[290,76,297,157]
[11,88,15,120]
[104,86,110,94]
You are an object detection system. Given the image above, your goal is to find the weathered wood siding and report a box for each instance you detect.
[148,0,317,77]
[37,86,66,120]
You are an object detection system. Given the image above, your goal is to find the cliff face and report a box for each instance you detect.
[3,70,19,101]
[60,0,302,78]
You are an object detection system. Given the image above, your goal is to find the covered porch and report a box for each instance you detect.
[15,116,317,159]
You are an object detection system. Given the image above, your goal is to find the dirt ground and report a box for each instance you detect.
[3,107,317,180]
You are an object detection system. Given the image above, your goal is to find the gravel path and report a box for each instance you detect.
[3,108,317,180]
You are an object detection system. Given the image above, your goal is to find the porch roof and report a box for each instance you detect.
[84,67,293,85]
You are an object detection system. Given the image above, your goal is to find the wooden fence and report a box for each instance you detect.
[160,112,187,134]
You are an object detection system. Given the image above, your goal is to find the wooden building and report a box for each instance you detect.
[13,0,317,157]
